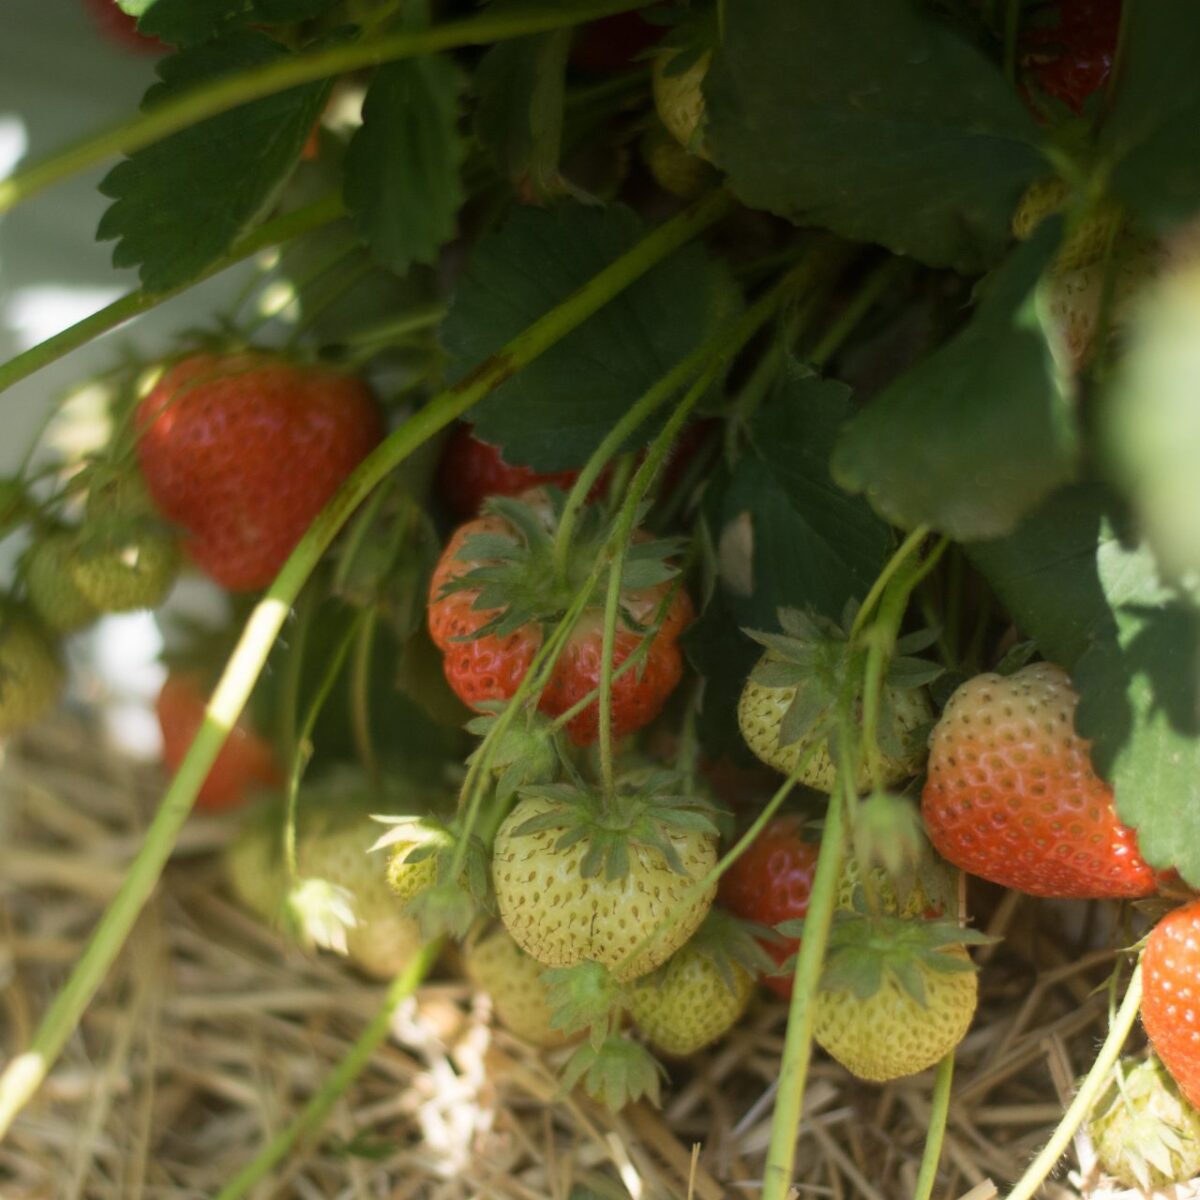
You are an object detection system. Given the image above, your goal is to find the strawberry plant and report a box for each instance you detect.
[5,0,1200,1196]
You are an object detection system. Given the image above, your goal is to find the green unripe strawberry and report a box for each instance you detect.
[385,840,439,904]
[1088,1056,1200,1190]
[640,126,715,200]
[464,927,571,1048]
[652,49,711,159]
[737,609,937,794]
[0,607,64,736]
[740,679,929,791]
[492,774,719,982]
[812,914,982,1083]
[69,516,180,613]
[225,787,429,980]
[23,533,98,634]
[628,910,765,1057]
[225,809,285,925]
[295,808,425,980]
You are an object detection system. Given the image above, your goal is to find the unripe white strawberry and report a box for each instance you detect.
[464,927,571,1048]
[492,777,718,982]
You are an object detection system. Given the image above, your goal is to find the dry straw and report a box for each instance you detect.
[0,716,1185,1199]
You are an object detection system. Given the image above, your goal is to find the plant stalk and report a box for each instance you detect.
[0,189,731,1140]
[1004,964,1143,1200]
[0,0,644,217]
[213,939,443,1200]
[760,785,847,1200]
[0,194,344,397]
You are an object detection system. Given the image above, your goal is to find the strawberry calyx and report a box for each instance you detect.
[542,961,625,1046]
[373,813,490,937]
[633,907,777,998]
[558,1032,666,1110]
[817,913,991,1006]
[438,490,686,642]
[744,606,941,761]
[465,706,562,802]
[510,770,721,882]
[1088,1055,1200,1190]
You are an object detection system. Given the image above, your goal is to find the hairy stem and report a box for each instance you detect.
[0,0,643,217]
[213,939,443,1200]
[0,194,344,397]
[761,785,847,1200]
[912,1052,955,1200]
[0,190,728,1140]
[1004,964,1143,1200]
[552,260,807,581]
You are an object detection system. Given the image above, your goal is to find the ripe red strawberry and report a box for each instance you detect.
[435,424,584,519]
[83,0,166,54]
[136,353,384,591]
[1142,901,1200,1110]
[157,674,282,813]
[718,815,818,999]
[570,11,663,75]
[1021,0,1121,115]
[921,662,1158,899]
[427,490,693,746]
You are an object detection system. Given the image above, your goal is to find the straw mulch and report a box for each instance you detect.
[0,714,1189,1200]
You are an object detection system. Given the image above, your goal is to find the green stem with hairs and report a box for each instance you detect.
[350,608,381,787]
[0,194,344,397]
[213,939,443,1200]
[912,1052,955,1200]
[553,263,804,583]
[849,525,930,641]
[1004,963,1143,1200]
[0,189,729,1141]
[0,0,644,217]
[283,612,366,883]
[761,785,848,1200]
[596,361,720,793]
[808,255,910,370]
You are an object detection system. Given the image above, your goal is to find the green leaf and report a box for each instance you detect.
[344,56,464,274]
[734,378,894,625]
[1075,584,1200,887]
[832,227,1078,540]
[97,31,332,293]
[474,32,571,192]
[965,484,1122,670]
[133,0,338,46]
[1102,265,1200,586]
[1099,0,1200,231]
[440,202,739,469]
[704,0,1044,272]
[685,380,890,757]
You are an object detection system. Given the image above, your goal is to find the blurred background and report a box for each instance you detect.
[0,0,256,756]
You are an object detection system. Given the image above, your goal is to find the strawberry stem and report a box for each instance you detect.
[0,189,732,1139]
[350,608,381,788]
[760,782,847,1200]
[283,610,366,883]
[1003,962,1144,1200]
[0,0,648,219]
[912,1051,955,1200]
[848,525,931,642]
[213,938,443,1200]
[0,194,344,398]
[552,258,814,586]
[598,360,722,794]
